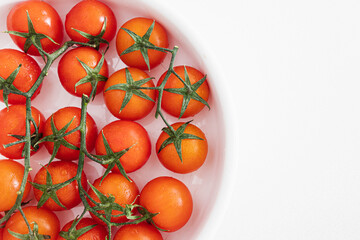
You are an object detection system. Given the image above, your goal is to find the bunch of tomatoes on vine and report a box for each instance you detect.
[0,0,211,239]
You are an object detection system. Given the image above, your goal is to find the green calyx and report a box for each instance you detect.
[29,165,75,209]
[136,206,168,232]
[91,131,133,183]
[35,116,79,163]
[5,11,58,61]
[72,18,109,50]
[120,21,167,71]
[86,185,162,232]
[0,64,22,109]
[104,68,155,113]
[59,219,96,240]
[74,52,108,101]
[8,222,51,240]
[3,115,43,157]
[158,121,203,162]
[87,181,126,224]
[165,66,210,118]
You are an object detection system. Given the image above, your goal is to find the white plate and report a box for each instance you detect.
[0,0,238,239]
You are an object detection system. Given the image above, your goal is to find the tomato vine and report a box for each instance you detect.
[0,6,210,240]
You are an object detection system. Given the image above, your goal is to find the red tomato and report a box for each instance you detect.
[58,47,108,98]
[0,159,32,212]
[157,66,210,118]
[0,49,42,104]
[103,67,156,120]
[33,161,87,211]
[116,17,168,70]
[114,222,163,240]
[0,105,45,159]
[139,177,193,232]
[87,173,139,225]
[43,106,98,161]
[156,122,208,173]
[65,0,117,43]
[95,120,151,173]
[7,0,63,56]
[57,218,108,240]
[3,206,60,240]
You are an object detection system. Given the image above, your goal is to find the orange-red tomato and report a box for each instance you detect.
[114,222,163,240]
[87,173,139,225]
[58,47,108,98]
[7,0,63,56]
[103,67,156,120]
[0,105,45,159]
[0,49,42,105]
[95,120,151,173]
[3,206,60,240]
[116,17,168,70]
[139,177,193,232]
[57,218,108,240]
[33,161,87,211]
[156,122,208,173]
[43,107,98,161]
[157,66,210,118]
[65,0,117,43]
[0,159,32,211]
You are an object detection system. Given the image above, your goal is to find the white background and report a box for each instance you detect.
[157,0,360,239]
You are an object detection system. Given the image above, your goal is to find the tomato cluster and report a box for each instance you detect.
[0,0,211,239]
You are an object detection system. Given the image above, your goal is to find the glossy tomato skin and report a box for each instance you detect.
[0,159,32,212]
[114,222,163,240]
[156,122,208,173]
[57,218,108,240]
[139,177,193,232]
[157,66,210,118]
[3,206,60,240]
[7,0,63,56]
[0,105,45,159]
[33,161,87,211]
[116,17,168,70]
[0,49,42,104]
[65,0,117,43]
[87,173,139,225]
[95,120,151,173]
[43,107,98,161]
[103,67,156,120]
[58,47,109,98]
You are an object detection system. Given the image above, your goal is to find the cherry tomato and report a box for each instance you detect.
[87,173,139,225]
[58,47,108,98]
[0,105,45,159]
[140,177,193,232]
[0,49,42,105]
[114,222,163,240]
[43,106,98,161]
[57,218,108,240]
[95,120,151,173]
[0,159,32,211]
[157,66,210,118]
[65,0,117,43]
[116,17,168,70]
[103,67,156,120]
[7,0,63,56]
[156,122,208,173]
[33,161,87,211]
[3,206,60,240]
